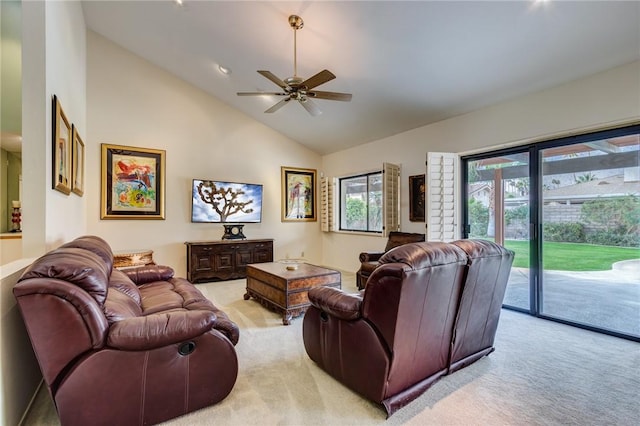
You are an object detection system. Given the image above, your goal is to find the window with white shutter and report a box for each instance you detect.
[320,176,333,232]
[426,152,460,241]
[382,162,401,237]
[322,163,401,235]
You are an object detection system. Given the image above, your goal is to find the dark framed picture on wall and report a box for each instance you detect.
[281,166,317,222]
[409,174,426,222]
[71,125,85,196]
[52,95,72,195]
[101,144,166,219]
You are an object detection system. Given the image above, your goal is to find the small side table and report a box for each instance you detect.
[113,249,155,269]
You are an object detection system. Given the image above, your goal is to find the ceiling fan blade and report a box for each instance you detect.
[308,90,352,102]
[299,98,322,116]
[258,70,288,89]
[265,97,291,113]
[237,92,287,96]
[301,69,335,90]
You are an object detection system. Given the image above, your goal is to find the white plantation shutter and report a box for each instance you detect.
[320,176,334,232]
[426,152,460,242]
[383,162,401,237]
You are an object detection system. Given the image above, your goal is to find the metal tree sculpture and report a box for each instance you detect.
[197,181,254,222]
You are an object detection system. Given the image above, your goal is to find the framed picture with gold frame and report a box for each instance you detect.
[71,125,85,196]
[281,166,317,222]
[52,95,72,195]
[101,144,166,219]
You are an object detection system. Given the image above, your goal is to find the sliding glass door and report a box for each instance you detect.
[464,152,531,312]
[462,124,640,341]
[539,133,640,336]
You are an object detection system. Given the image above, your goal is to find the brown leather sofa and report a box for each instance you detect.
[356,231,425,289]
[303,239,514,416]
[13,235,239,426]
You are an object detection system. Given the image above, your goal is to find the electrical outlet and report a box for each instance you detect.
[286,253,290,259]
[301,251,305,258]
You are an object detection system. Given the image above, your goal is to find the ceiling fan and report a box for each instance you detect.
[237,15,352,116]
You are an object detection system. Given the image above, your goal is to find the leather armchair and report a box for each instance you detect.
[13,236,239,426]
[356,231,425,289]
[304,241,468,416]
[303,239,514,416]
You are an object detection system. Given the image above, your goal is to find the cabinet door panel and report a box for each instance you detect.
[214,250,235,271]
[194,255,213,271]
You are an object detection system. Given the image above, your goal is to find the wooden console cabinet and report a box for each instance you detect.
[185,239,274,283]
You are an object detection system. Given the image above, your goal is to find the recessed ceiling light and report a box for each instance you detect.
[175,0,184,6]
[218,65,232,75]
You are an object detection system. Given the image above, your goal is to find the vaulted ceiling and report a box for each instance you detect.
[5,1,640,156]
[81,1,639,155]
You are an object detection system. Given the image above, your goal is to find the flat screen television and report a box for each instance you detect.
[191,179,263,223]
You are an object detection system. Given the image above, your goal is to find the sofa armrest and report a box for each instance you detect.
[308,286,362,321]
[359,251,384,263]
[122,265,175,285]
[107,310,216,350]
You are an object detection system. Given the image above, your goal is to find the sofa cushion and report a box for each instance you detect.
[104,287,143,322]
[59,235,114,272]
[109,269,142,304]
[19,247,110,306]
[138,278,215,315]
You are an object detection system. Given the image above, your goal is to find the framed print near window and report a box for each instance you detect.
[409,174,425,222]
[71,125,85,196]
[52,95,72,195]
[101,144,166,219]
[281,166,317,222]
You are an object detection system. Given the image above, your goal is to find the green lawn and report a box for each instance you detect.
[503,240,640,271]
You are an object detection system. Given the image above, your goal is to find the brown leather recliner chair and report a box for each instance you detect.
[303,241,468,416]
[13,235,239,426]
[303,239,514,416]
[356,231,425,289]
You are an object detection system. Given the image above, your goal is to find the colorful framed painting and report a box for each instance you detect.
[71,125,85,196]
[101,144,166,219]
[409,174,426,222]
[52,95,72,195]
[281,166,317,222]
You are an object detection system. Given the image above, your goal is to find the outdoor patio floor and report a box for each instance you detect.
[504,264,640,337]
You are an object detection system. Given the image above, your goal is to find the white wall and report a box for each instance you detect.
[85,32,323,277]
[22,0,87,256]
[321,61,640,273]
[44,1,87,247]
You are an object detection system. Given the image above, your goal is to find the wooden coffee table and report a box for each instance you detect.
[245,262,341,325]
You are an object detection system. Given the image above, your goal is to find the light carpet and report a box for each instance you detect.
[23,272,640,425]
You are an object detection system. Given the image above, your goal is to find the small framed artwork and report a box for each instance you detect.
[101,143,166,219]
[71,125,85,196]
[52,95,72,195]
[281,166,317,222]
[409,174,426,222]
